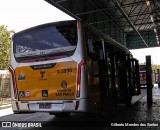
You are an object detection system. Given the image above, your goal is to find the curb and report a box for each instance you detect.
[0,104,12,110]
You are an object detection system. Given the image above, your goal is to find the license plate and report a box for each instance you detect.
[39,103,51,109]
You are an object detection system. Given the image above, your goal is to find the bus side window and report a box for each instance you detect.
[88,39,94,54]
[87,39,100,61]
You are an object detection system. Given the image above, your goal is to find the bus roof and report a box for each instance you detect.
[13,20,77,36]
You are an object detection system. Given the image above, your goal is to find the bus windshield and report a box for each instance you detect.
[13,20,77,62]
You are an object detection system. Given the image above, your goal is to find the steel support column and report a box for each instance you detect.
[146,55,153,106]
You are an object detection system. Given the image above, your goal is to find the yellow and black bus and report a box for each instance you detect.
[9,20,140,116]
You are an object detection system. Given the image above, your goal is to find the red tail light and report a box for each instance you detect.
[9,66,18,99]
[77,59,85,97]
[77,22,81,29]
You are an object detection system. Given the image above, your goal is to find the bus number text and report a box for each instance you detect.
[57,68,72,74]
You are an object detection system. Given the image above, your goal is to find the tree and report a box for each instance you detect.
[0,25,13,69]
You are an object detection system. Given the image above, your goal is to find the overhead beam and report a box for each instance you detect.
[76,9,107,16]
[55,0,67,4]
[88,20,112,25]
[120,21,154,27]
[121,0,146,7]
[76,8,116,16]
[88,0,124,32]
[112,0,148,47]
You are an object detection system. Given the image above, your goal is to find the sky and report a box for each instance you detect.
[130,47,160,65]
[0,0,74,32]
[0,0,160,64]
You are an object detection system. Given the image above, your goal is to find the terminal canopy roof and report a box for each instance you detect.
[45,0,160,49]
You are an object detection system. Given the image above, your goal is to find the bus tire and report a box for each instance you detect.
[13,111,20,114]
[13,111,35,114]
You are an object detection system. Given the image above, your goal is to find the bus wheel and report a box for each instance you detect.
[13,111,35,114]
[13,111,20,114]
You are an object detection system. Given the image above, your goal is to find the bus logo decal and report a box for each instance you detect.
[40,70,45,79]
[19,91,30,98]
[30,63,56,70]
[61,80,67,89]
[42,90,48,97]
[25,91,30,97]
[19,91,25,98]
[18,74,25,81]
